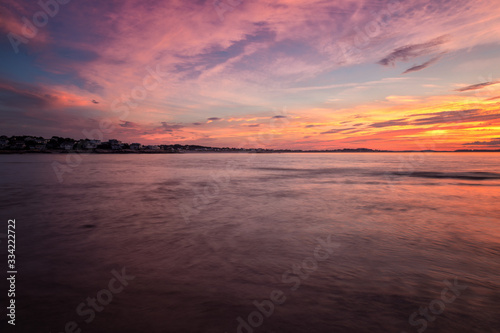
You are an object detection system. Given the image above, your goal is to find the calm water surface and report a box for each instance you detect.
[1,153,499,333]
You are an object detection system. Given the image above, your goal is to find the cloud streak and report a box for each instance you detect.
[378,35,449,66]
[456,81,500,92]
[159,122,184,132]
[402,54,444,74]
[463,138,500,146]
[320,128,356,135]
[370,119,409,128]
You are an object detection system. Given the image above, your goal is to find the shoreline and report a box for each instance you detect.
[1,150,500,154]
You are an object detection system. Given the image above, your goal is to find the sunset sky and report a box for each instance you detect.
[1,0,500,150]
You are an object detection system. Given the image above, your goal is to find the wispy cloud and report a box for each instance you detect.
[411,109,500,125]
[455,81,500,92]
[402,54,444,74]
[159,122,184,132]
[378,35,449,66]
[370,119,409,128]
[320,128,355,135]
[367,109,499,128]
[463,138,500,146]
[119,121,139,128]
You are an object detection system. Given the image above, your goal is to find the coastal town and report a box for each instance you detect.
[0,135,309,153]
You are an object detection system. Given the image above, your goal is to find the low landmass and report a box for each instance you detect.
[1,135,499,153]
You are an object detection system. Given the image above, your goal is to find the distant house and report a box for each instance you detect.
[145,145,160,150]
[30,144,46,150]
[0,138,8,148]
[14,141,26,149]
[108,139,122,150]
[130,143,141,150]
[81,139,100,149]
[162,146,176,152]
[60,142,74,150]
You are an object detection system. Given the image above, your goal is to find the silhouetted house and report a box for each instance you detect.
[108,139,122,150]
[145,145,160,150]
[60,142,74,150]
[0,137,8,148]
[130,143,141,150]
[14,141,26,149]
[161,146,176,152]
[80,139,100,149]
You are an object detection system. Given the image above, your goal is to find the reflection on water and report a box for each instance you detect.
[0,153,499,333]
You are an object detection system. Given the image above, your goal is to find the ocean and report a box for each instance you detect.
[1,152,499,333]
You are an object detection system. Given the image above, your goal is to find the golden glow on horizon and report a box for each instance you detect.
[134,93,500,150]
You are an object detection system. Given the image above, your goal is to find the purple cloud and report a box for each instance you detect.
[321,127,355,134]
[403,54,444,74]
[456,81,500,92]
[378,35,449,66]
[159,122,184,132]
[463,138,500,146]
[370,119,409,128]
[119,121,138,128]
